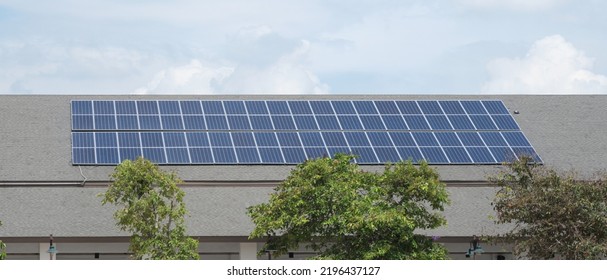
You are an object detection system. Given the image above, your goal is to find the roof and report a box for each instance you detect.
[0,94,605,239]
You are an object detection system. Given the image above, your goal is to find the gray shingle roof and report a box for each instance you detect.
[0,94,605,238]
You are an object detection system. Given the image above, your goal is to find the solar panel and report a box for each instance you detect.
[71,100,542,165]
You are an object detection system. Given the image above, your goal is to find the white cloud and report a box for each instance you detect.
[458,0,567,11]
[133,60,233,94]
[218,40,329,94]
[134,40,329,95]
[483,35,607,94]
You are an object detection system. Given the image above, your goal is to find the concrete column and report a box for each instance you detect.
[39,243,57,260]
[239,243,257,260]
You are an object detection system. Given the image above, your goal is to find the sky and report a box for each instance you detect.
[0,0,606,94]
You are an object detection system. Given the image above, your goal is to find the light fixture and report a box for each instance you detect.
[47,234,58,260]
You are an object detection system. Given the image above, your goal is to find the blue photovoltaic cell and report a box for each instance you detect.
[73,116,93,130]
[501,131,531,146]
[480,132,507,146]
[245,101,269,114]
[351,147,378,163]
[417,101,443,114]
[482,100,509,114]
[258,147,283,163]
[166,148,189,163]
[143,148,166,163]
[183,116,206,130]
[95,115,116,130]
[412,132,438,146]
[72,101,93,114]
[205,116,229,130]
[224,101,247,114]
[267,101,290,114]
[118,132,140,147]
[97,148,119,164]
[310,101,334,114]
[367,132,392,146]
[382,115,407,130]
[137,101,159,114]
[117,116,139,130]
[293,116,318,130]
[322,132,348,146]
[72,99,540,165]
[73,133,94,147]
[439,101,465,114]
[95,132,117,147]
[305,147,328,159]
[375,101,400,114]
[73,148,95,164]
[397,147,423,162]
[271,116,296,130]
[316,116,340,130]
[390,132,416,146]
[469,115,497,130]
[491,115,519,130]
[337,116,363,130]
[403,116,430,130]
[159,101,180,114]
[209,132,232,146]
[328,147,351,158]
[254,132,279,146]
[396,101,421,114]
[189,148,213,163]
[161,115,184,130]
[186,132,209,147]
[457,132,484,146]
[460,101,487,114]
[139,116,161,130]
[374,147,400,162]
[434,132,462,146]
[94,101,114,114]
[490,147,516,162]
[277,132,301,147]
[359,115,385,130]
[163,132,186,147]
[119,148,141,165]
[466,147,496,163]
[249,116,274,130]
[141,133,163,147]
[202,101,224,114]
[511,147,541,162]
[212,147,236,163]
[419,147,448,163]
[180,101,203,114]
[344,132,370,146]
[447,115,475,130]
[288,101,313,114]
[443,147,471,163]
[332,101,357,114]
[299,132,325,146]
[227,115,251,130]
[235,148,260,163]
[426,115,452,130]
[282,147,306,163]
[352,101,377,114]
[116,101,137,114]
[231,132,256,146]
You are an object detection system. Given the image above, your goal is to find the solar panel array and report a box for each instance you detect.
[71,100,542,165]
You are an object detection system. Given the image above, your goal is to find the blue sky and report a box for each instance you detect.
[0,0,606,94]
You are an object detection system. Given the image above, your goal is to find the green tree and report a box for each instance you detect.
[491,157,607,259]
[101,158,199,260]
[0,221,6,260]
[248,154,450,260]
